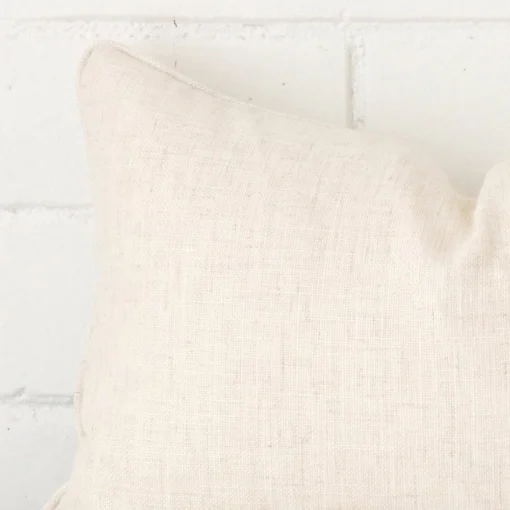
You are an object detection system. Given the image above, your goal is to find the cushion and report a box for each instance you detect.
[46,43,510,509]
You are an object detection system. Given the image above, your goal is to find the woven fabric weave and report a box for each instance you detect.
[47,43,510,509]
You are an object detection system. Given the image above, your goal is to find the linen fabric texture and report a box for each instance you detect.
[47,43,510,509]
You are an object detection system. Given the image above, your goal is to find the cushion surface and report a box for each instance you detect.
[47,43,510,509]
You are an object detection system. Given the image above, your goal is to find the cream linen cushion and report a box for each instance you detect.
[47,43,510,509]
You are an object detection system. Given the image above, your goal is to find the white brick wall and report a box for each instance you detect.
[351,24,510,195]
[1,2,509,508]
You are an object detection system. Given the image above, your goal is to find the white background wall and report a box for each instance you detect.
[2,1,510,508]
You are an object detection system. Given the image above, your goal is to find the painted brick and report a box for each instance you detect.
[7,0,510,20]
[0,405,75,510]
[351,24,510,195]
[0,210,95,394]
[0,32,90,205]
[345,0,510,19]
[0,22,347,205]
[135,24,347,125]
[0,0,346,20]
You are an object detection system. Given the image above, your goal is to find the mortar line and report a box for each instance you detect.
[0,16,345,24]
[344,30,354,129]
[0,205,93,224]
[1,16,509,25]
[345,27,366,130]
[0,204,91,212]
[0,388,74,407]
[344,16,510,24]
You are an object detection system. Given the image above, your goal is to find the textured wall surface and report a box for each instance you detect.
[1,2,510,508]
